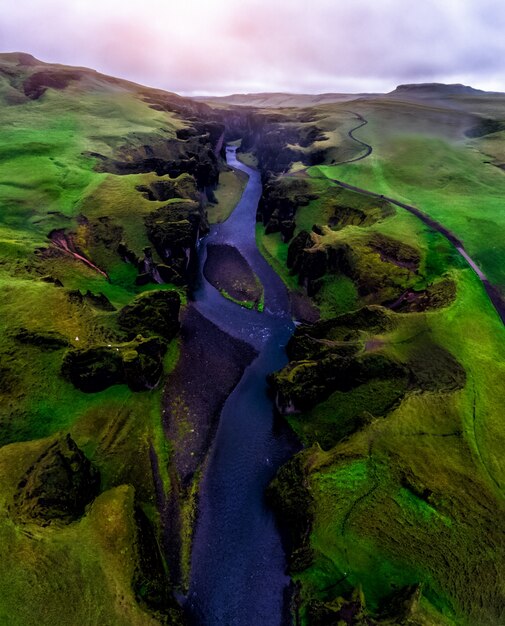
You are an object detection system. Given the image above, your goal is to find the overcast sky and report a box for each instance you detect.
[2,0,505,95]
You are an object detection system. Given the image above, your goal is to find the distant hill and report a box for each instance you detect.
[195,82,505,108]
[193,92,366,108]
[388,82,493,98]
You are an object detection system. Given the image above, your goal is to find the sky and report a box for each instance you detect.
[2,0,505,95]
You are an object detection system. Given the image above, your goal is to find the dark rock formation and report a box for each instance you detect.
[288,229,424,302]
[258,177,317,241]
[305,585,425,625]
[306,587,372,626]
[133,507,176,615]
[118,290,181,341]
[62,336,167,393]
[23,69,82,100]
[145,201,208,284]
[465,118,505,138]
[286,306,393,361]
[270,351,409,415]
[287,230,314,272]
[40,275,64,287]
[13,434,100,525]
[93,136,221,194]
[287,230,340,296]
[67,289,116,311]
[222,107,327,176]
[267,452,314,573]
[392,277,457,312]
[13,328,70,350]
[136,175,199,203]
[367,233,420,271]
[62,345,123,392]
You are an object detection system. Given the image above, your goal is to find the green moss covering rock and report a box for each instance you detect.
[118,290,181,341]
[13,434,100,525]
[62,336,167,393]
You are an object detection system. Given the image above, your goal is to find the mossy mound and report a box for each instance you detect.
[23,69,83,100]
[271,351,409,416]
[0,437,180,626]
[118,290,181,341]
[408,341,466,393]
[368,233,421,271]
[287,306,394,361]
[12,327,70,350]
[393,277,457,312]
[329,201,395,230]
[13,434,100,525]
[62,336,167,393]
[136,174,199,203]
[258,176,317,241]
[145,201,207,284]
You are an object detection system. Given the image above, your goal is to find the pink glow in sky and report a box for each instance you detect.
[2,0,505,95]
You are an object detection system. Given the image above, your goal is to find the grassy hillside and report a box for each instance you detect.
[249,88,505,624]
[306,96,505,293]
[0,52,246,624]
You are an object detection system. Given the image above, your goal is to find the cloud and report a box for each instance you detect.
[1,0,505,94]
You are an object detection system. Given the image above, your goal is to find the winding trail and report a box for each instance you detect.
[323,175,505,324]
[341,111,373,164]
[314,112,505,324]
[185,147,299,625]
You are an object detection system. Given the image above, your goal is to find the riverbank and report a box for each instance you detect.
[185,147,298,625]
[162,304,258,588]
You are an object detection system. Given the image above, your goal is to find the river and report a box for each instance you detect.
[185,146,298,625]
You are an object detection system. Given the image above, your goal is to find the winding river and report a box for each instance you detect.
[185,147,298,625]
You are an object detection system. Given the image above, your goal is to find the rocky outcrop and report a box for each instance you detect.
[61,336,167,392]
[286,306,393,361]
[266,452,314,573]
[93,136,221,194]
[391,277,457,312]
[306,587,371,626]
[67,289,116,311]
[271,302,465,422]
[222,108,327,176]
[287,230,336,296]
[270,351,409,415]
[287,229,425,302]
[133,506,175,614]
[12,328,70,350]
[305,584,425,625]
[465,117,505,138]
[145,201,208,285]
[257,177,317,241]
[13,434,100,525]
[367,233,420,270]
[136,174,199,203]
[118,290,181,341]
[23,69,82,100]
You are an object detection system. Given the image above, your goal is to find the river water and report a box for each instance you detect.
[185,147,298,625]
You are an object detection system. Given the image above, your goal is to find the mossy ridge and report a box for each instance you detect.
[246,99,505,625]
[269,267,505,623]
[0,52,243,623]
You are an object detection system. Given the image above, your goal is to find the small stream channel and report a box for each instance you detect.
[185,147,299,625]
